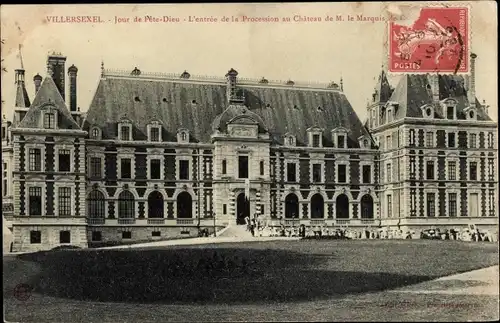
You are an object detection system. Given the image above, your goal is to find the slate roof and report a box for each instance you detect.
[372,70,393,104]
[388,74,491,121]
[18,76,81,130]
[15,77,31,108]
[83,74,372,147]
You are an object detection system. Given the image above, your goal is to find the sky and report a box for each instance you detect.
[1,2,498,122]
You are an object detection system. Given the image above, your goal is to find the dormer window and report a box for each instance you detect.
[90,127,101,140]
[177,128,189,143]
[147,120,162,142]
[420,104,434,119]
[307,127,323,148]
[284,133,296,147]
[118,118,133,141]
[331,127,348,149]
[442,98,458,120]
[464,106,477,121]
[358,135,371,149]
[43,111,56,129]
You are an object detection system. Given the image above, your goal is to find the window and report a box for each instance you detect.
[118,191,135,218]
[469,162,477,181]
[426,161,435,180]
[362,165,371,184]
[427,193,435,217]
[448,193,457,217]
[238,156,248,178]
[487,132,494,149]
[338,164,347,183]
[58,187,71,216]
[44,112,55,129]
[488,159,494,181]
[261,205,265,215]
[312,134,320,147]
[410,157,416,179]
[287,163,296,182]
[447,106,454,119]
[2,162,7,197]
[150,159,161,179]
[386,135,391,150]
[120,158,131,179]
[28,187,42,216]
[1,126,6,140]
[489,190,495,216]
[120,125,130,141]
[426,132,434,147]
[122,231,132,239]
[448,161,457,180]
[87,190,105,218]
[92,231,102,241]
[223,204,227,215]
[59,231,71,243]
[409,129,415,146]
[91,128,100,139]
[181,132,187,141]
[260,161,264,176]
[89,157,102,178]
[179,160,189,180]
[29,148,42,171]
[222,160,227,175]
[386,163,392,183]
[152,231,161,237]
[337,135,345,148]
[288,137,294,145]
[312,164,322,183]
[58,150,71,172]
[448,132,456,148]
[469,134,477,148]
[30,231,41,244]
[150,127,160,142]
[387,195,392,217]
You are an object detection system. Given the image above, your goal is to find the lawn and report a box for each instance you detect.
[3,239,499,322]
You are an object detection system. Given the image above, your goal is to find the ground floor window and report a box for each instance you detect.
[122,231,132,239]
[59,230,71,243]
[152,231,161,237]
[30,230,41,244]
[92,231,102,241]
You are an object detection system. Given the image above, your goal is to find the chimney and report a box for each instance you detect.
[427,73,440,104]
[225,68,242,104]
[33,73,42,93]
[47,52,67,100]
[469,53,477,109]
[68,64,78,112]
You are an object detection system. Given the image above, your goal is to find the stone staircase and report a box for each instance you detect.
[216,225,252,238]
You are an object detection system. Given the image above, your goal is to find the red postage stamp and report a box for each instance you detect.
[389,7,469,73]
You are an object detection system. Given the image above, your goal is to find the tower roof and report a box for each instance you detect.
[14,70,30,108]
[68,64,78,73]
[372,69,393,104]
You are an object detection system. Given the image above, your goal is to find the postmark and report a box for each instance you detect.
[389,6,469,73]
[13,283,33,301]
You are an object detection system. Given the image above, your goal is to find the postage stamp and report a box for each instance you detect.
[389,6,469,73]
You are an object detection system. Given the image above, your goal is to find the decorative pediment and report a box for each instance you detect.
[25,137,46,144]
[441,98,458,107]
[420,104,434,119]
[228,115,259,126]
[331,126,348,134]
[306,126,324,133]
[148,118,164,126]
[228,124,258,138]
[119,116,132,124]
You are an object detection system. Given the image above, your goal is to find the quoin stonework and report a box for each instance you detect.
[1,51,497,252]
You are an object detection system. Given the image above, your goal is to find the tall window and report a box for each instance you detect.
[223,204,227,215]
[469,133,477,148]
[447,106,454,119]
[179,160,189,180]
[387,195,392,217]
[448,132,456,148]
[448,193,457,217]
[58,150,71,172]
[44,112,55,129]
[489,190,495,216]
[487,132,494,149]
[426,161,435,180]
[120,158,131,179]
[29,148,42,171]
[312,164,322,183]
[260,160,265,176]
[91,128,100,139]
[150,127,160,142]
[410,157,416,179]
[287,163,296,182]
[426,193,435,217]
[386,135,392,150]
[150,159,161,179]
[469,162,477,181]
[426,132,434,147]
[2,162,7,197]
[312,134,320,147]
[120,125,130,141]
[87,190,105,218]
[337,135,345,148]
[58,187,71,216]
[362,165,371,184]
[409,129,415,146]
[448,161,457,180]
[1,126,5,140]
[488,159,494,181]
[118,191,135,218]
[386,163,392,183]
[238,156,249,178]
[28,187,42,216]
[222,160,227,175]
[89,157,102,178]
[338,164,347,183]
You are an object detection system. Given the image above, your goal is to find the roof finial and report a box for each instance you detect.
[340,74,344,92]
[101,60,105,77]
[18,44,24,69]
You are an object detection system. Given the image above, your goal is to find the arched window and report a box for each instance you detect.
[91,128,100,139]
[336,194,349,219]
[360,195,374,218]
[148,191,164,218]
[87,190,105,218]
[118,190,135,218]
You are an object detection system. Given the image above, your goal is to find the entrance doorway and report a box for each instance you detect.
[236,193,250,225]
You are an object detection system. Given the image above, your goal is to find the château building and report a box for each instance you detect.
[1,52,497,252]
